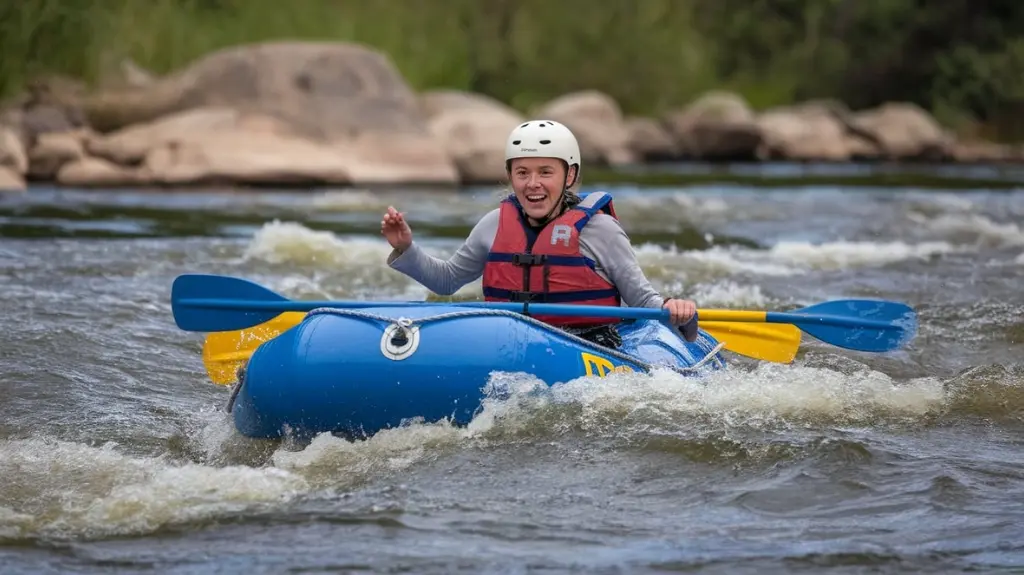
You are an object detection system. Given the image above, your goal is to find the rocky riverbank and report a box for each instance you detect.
[1,40,1022,193]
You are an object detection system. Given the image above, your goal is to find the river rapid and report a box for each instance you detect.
[1,178,1022,573]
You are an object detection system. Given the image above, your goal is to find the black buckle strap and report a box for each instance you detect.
[512,253,547,266]
[508,291,545,303]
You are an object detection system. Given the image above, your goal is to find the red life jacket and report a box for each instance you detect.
[482,191,622,327]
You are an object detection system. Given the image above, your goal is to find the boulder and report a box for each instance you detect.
[756,101,860,161]
[28,129,89,180]
[0,107,28,151]
[420,90,525,183]
[86,107,288,165]
[951,140,1020,163]
[534,90,636,166]
[624,116,680,161]
[142,132,351,186]
[81,41,459,185]
[83,41,428,139]
[419,89,520,119]
[0,125,28,175]
[330,132,462,184]
[849,102,953,161]
[662,91,763,160]
[21,104,86,144]
[56,157,147,188]
[0,166,26,192]
[17,76,89,145]
[84,105,458,186]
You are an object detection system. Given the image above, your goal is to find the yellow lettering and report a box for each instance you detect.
[581,352,612,377]
[581,353,634,377]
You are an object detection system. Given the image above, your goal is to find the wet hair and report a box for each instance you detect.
[562,190,582,209]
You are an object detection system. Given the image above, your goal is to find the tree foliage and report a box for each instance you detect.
[2,0,1022,139]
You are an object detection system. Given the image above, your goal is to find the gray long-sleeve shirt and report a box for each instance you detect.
[386,208,666,310]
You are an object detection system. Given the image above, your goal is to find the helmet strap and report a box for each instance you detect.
[535,161,577,224]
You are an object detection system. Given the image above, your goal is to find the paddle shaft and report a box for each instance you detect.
[704,309,903,331]
[177,297,899,331]
[179,297,672,321]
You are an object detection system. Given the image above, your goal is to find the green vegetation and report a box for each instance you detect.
[2,0,1024,140]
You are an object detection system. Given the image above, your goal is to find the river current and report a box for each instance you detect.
[1,179,1022,573]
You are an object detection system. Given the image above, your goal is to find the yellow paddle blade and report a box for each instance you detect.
[202,312,306,385]
[700,321,801,364]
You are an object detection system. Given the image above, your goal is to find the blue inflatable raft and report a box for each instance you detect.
[227,304,727,440]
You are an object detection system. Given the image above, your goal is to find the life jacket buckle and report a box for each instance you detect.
[511,253,547,266]
[508,291,544,303]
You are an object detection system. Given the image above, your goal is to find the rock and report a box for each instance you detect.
[87,105,457,186]
[21,105,85,144]
[663,91,763,160]
[845,135,885,160]
[534,90,636,166]
[82,41,428,139]
[56,157,146,188]
[421,90,525,183]
[330,132,460,184]
[28,129,88,180]
[951,140,1019,163]
[18,75,88,144]
[86,107,284,165]
[0,125,28,175]
[624,116,679,161]
[0,166,26,192]
[81,41,459,185]
[0,107,28,151]
[849,102,953,161]
[756,102,855,161]
[143,132,351,186]
[419,89,520,119]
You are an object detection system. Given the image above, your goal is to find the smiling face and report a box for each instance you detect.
[509,157,578,223]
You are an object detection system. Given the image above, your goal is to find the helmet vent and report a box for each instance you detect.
[512,140,521,145]
[539,139,551,145]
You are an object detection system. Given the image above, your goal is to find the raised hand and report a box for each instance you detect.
[381,206,413,252]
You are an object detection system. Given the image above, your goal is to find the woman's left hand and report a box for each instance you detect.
[664,298,699,341]
[663,298,697,325]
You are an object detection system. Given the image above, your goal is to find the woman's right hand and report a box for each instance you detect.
[381,206,413,252]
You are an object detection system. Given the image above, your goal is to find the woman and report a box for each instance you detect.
[380,120,698,349]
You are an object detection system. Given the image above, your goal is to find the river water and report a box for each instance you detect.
[1,177,1022,573]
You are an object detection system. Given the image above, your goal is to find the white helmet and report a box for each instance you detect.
[504,120,581,184]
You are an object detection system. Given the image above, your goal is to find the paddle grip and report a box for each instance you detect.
[680,312,699,342]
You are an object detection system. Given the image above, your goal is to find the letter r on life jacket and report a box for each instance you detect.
[550,224,572,247]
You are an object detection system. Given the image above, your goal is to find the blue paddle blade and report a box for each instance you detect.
[771,299,918,353]
[171,274,289,331]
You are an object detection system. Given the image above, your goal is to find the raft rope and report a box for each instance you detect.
[225,366,245,413]
[304,307,727,376]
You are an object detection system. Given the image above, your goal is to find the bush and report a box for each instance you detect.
[2,0,1023,140]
